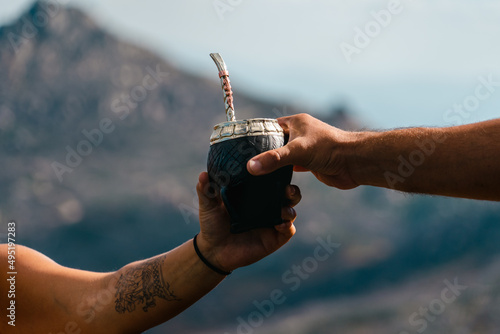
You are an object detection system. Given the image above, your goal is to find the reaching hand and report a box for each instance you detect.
[195,171,301,273]
[247,113,359,190]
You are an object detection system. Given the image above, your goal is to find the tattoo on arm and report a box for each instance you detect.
[115,257,180,313]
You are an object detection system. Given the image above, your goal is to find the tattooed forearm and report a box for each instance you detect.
[114,257,180,313]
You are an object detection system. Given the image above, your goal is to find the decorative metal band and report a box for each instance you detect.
[210,118,284,145]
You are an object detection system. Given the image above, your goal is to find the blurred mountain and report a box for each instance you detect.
[1,2,500,333]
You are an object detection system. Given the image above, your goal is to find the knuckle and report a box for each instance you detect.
[297,113,311,122]
[266,149,283,163]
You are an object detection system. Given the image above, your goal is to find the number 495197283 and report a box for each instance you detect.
[7,221,16,271]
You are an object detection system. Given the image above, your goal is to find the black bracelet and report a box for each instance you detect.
[193,234,232,276]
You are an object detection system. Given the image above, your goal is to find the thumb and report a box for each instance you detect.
[247,145,293,176]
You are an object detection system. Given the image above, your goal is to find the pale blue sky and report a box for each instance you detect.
[2,0,500,128]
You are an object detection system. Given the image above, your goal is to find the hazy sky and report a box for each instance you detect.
[2,0,500,128]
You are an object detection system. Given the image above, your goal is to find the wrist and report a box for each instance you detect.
[194,234,233,275]
[342,130,381,187]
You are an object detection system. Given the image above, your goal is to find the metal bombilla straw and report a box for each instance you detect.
[210,53,236,122]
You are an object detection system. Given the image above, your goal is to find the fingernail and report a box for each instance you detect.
[248,159,262,174]
[288,186,296,196]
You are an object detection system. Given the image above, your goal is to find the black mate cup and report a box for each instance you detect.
[207,118,293,233]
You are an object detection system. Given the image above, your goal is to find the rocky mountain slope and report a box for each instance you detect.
[1,2,500,333]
